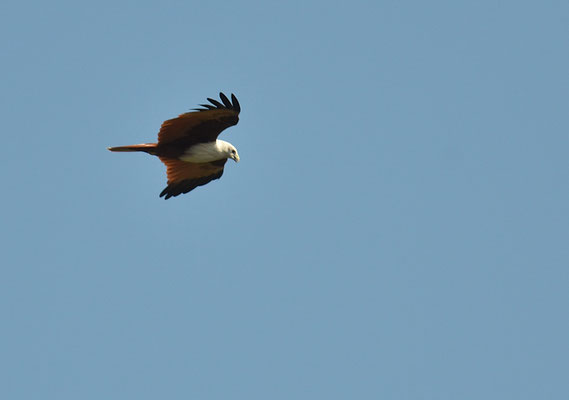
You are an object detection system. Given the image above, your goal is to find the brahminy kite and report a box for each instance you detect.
[108,92,241,199]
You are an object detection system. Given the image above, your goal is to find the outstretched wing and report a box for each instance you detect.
[158,157,228,199]
[157,92,240,146]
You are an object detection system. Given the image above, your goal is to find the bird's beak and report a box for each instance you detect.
[233,154,240,163]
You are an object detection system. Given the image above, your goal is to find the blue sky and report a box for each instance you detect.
[1,0,568,399]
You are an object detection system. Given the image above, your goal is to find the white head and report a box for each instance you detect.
[218,140,240,162]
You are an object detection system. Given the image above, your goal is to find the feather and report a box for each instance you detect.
[219,92,232,108]
[207,98,225,108]
[231,93,241,112]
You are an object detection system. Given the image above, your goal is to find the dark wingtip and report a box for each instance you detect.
[207,98,225,108]
[194,92,241,113]
[231,93,241,112]
[219,92,232,108]
[159,189,174,200]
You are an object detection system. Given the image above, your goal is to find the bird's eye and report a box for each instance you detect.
[232,150,236,154]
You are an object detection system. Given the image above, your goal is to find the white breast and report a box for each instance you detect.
[180,141,226,163]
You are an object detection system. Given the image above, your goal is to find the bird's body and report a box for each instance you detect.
[179,140,237,163]
[108,93,241,199]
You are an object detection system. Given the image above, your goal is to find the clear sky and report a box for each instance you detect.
[1,0,568,399]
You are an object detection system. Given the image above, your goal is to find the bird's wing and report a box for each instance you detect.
[157,93,240,146]
[158,157,227,199]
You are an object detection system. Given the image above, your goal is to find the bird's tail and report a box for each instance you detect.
[107,143,157,155]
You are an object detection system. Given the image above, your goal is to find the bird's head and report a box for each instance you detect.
[227,144,240,163]
[218,140,240,162]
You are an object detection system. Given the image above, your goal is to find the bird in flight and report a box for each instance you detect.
[108,92,241,199]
